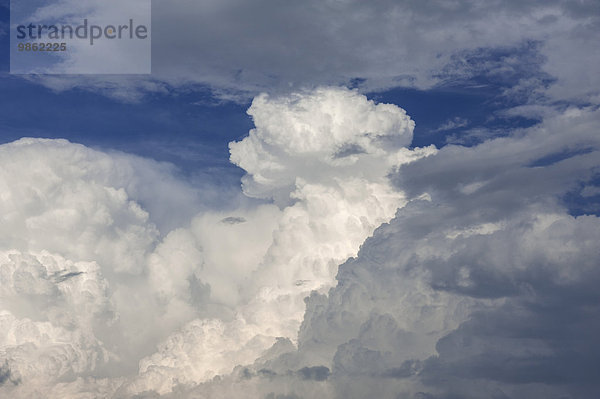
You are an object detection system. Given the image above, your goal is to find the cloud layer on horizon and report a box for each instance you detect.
[6,0,598,105]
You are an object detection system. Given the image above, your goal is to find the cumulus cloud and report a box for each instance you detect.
[146,100,600,398]
[118,88,432,395]
[0,88,436,397]
[0,138,216,395]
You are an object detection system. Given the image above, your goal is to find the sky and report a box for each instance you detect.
[0,1,599,398]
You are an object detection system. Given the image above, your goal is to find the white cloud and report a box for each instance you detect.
[119,88,433,395]
[0,88,434,397]
[0,251,113,389]
[431,117,469,133]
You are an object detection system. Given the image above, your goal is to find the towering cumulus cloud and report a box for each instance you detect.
[125,88,434,394]
[0,88,435,397]
[158,107,600,399]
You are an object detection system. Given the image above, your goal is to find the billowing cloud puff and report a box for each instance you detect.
[0,251,112,388]
[0,139,155,274]
[230,87,418,202]
[0,88,434,397]
[121,88,432,395]
[0,139,209,396]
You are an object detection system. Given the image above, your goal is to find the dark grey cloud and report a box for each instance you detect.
[394,107,600,219]
[0,362,19,387]
[297,366,330,382]
[53,271,85,283]
[221,216,247,224]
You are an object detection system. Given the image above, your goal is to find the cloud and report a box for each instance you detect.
[12,0,151,74]
[14,0,600,104]
[119,88,432,395]
[149,100,600,398]
[431,117,469,133]
[229,87,420,203]
[0,88,434,397]
[0,361,19,387]
[324,112,600,398]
